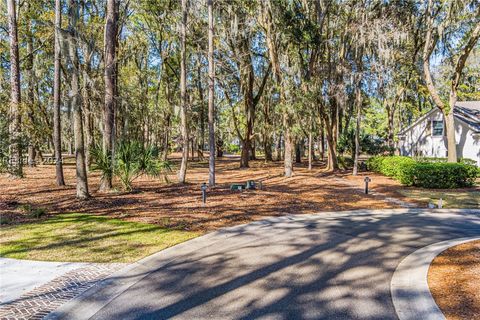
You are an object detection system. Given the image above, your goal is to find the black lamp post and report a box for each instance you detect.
[364,176,371,194]
[201,182,208,204]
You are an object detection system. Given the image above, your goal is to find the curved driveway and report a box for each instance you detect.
[53,209,480,320]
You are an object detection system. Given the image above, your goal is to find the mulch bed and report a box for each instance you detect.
[428,240,480,320]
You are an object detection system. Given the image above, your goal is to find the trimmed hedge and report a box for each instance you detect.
[415,157,477,166]
[367,156,479,189]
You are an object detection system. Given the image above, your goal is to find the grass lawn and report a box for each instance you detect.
[0,213,200,263]
[399,189,480,209]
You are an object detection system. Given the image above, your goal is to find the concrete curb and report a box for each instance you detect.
[390,236,480,320]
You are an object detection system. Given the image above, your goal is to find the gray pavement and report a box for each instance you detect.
[0,258,88,304]
[51,208,480,320]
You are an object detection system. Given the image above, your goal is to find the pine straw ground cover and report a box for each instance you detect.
[428,240,480,320]
[344,172,480,209]
[1,156,398,233]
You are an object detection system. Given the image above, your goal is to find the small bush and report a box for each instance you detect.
[91,141,172,191]
[368,156,479,188]
[366,156,415,179]
[338,156,354,169]
[459,158,478,166]
[29,208,46,219]
[19,204,47,218]
[0,215,12,225]
[225,143,240,154]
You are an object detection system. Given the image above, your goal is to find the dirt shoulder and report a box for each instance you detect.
[428,240,480,320]
[1,157,398,231]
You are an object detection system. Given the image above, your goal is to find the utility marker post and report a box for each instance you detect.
[364,176,371,194]
[201,182,208,205]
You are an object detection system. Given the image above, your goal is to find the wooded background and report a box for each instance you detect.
[1,0,479,199]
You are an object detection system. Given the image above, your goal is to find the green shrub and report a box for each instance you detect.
[367,155,478,188]
[19,204,47,218]
[29,208,46,218]
[366,156,383,172]
[338,156,354,169]
[379,156,416,178]
[459,158,477,166]
[0,215,12,225]
[415,157,477,166]
[225,143,240,154]
[91,141,172,191]
[115,141,171,191]
[415,157,447,163]
[367,156,415,179]
[408,162,478,188]
[90,145,114,185]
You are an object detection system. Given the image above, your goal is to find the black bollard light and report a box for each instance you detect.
[201,182,208,204]
[364,176,371,194]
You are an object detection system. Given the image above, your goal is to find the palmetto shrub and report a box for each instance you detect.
[91,141,171,191]
[90,145,114,186]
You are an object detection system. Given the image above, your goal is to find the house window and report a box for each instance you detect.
[426,121,431,135]
[432,120,444,136]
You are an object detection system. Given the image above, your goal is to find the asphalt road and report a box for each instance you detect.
[55,209,480,320]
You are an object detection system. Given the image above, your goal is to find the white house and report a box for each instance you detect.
[397,101,480,166]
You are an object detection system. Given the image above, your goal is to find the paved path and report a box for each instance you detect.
[0,258,123,320]
[51,209,479,320]
[0,258,91,305]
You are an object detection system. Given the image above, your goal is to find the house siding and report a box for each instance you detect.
[398,109,480,166]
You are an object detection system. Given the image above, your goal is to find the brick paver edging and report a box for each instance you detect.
[0,263,124,320]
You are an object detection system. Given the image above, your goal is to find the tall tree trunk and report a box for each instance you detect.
[319,119,325,161]
[240,139,250,168]
[53,45,66,182]
[276,132,282,161]
[386,104,395,150]
[353,86,362,176]
[295,140,302,164]
[319,102,338,171]
[196,57,205,160]
[325,130,338,171]
[69,0,89,199]
[163,113,170,161]
[207,0,215,186]
[83,69,93,170]
[250,139,256,160]
[178,0,189,183]
[308,131,312,171]
[101,0,118,190]
[284,124,294,178]
[322,112,338,171]
[26,3,36,167]
[445,96,457,161]
[7,0,22,177]
[263,134,273,162]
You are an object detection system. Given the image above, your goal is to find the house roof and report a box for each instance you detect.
[454,101,480,133]
[398,101,480,135]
